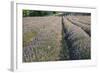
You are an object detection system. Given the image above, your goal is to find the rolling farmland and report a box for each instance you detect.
[23,14,91,62]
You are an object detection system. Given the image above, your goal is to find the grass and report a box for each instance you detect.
[23,31,37,47]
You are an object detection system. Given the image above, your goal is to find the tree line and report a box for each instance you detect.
[23,10,91,17]
[23,10,58,17]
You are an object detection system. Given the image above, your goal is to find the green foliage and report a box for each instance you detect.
[23,10,58,17]
[23,10,30,17]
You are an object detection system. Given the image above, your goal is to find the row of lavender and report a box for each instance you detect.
[23,16,62,62]
[62,15,91,59]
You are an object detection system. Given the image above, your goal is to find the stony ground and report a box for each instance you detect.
[23,15,91,62]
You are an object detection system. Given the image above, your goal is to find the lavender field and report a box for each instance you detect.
[23,11,91,62]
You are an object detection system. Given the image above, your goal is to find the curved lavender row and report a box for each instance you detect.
[67,15,91,25]
[63,17,91,60]
[66,16,91,36]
